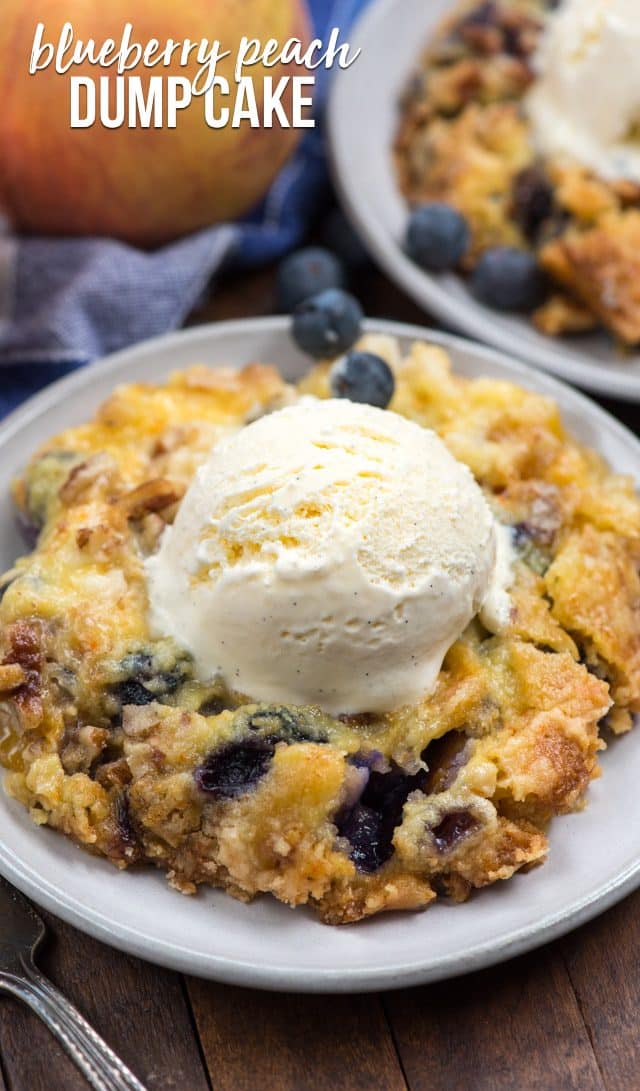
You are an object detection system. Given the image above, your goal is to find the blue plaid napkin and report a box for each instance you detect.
[0,0,368,418]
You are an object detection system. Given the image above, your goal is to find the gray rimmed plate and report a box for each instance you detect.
[0,316,639,992]
[328,0,640,402]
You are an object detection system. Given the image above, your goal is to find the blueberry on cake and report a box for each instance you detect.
[0,335,639,923]
[395,0,640,345]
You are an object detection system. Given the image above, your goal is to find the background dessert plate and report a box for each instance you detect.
[327,0,640,403]
[1,316,640,992]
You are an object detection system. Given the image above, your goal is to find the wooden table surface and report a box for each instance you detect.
[1,261,639,1091]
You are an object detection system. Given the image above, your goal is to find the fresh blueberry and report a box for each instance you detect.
[292,289,363,359]
[329,351,395,409]
[276,247,346,312]
[319,208,371,272]
[406,203,470,271]
[194,738,276,799]
[471,247,546,311]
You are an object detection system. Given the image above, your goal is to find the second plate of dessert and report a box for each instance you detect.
[328,0,640,401]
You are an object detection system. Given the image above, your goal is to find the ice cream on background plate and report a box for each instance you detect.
[146,398,513,715]
[525,0,640,183]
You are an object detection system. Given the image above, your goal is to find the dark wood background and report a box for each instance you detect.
[1,262,639,1091]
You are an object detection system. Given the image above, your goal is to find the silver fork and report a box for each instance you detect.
[0,875,148,1090]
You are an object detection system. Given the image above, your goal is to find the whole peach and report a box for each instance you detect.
[0,1,311,245]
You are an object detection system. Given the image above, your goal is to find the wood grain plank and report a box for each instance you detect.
[0,1010,21,1090]
[384,945,606,1091]
[190,265,277,325]
[187,980,407,1091]
[190,258,430,332]
[0,983,86,1091]
[561,889,640,1091]
[0,910,211,1091]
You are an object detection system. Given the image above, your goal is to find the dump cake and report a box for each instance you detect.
[1,335,638,922]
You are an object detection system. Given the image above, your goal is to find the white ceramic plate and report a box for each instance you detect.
[1,316,640,993]
[328,0,640,403]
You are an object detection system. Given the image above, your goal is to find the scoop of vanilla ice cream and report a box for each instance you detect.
[525,0,640,182]
[145,399,512,715]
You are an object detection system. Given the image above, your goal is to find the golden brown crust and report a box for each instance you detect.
[545,527,640,712]
[540,213,640,344]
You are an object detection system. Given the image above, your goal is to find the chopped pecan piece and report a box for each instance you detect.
[3,621,42,675]
[540,212,640,344]
[136,513,166,552]
[59,452,116,504]
[118,478,186,520]
[2,620,43,719]
[94,757,132,790]
[60,725,109,775]
[151,426,190,457]
[74,523,124,555]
